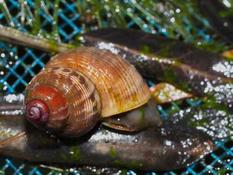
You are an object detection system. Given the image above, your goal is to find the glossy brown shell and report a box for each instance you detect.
[46,47,151,117]
[25,67,101,137]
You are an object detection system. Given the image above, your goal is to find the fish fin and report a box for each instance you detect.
[222,49,233,60]
[150,83,193,104]
[0,132,26,148]
[102,99,162,132]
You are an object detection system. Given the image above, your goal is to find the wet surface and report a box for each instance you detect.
[169,107,233,141]
[84,28,233,111]
[1,28,233,171]
[0,109,214,171]
[0,94,24,115]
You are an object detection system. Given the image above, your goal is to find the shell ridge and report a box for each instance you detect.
[42,47,150,117]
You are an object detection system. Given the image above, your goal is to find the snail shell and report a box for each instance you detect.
[25,47,150,137]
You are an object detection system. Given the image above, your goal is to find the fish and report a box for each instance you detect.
[0,94,214,171]
[0,27,230,170]
[83,28,233,111]
[168,107,233,141]
[0,26,233,110]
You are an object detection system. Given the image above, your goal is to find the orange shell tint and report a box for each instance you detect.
[25,67,101,137]
[46,47,151,117]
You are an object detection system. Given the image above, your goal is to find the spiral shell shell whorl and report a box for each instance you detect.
[25,67,101,137]
[46,47,151,117]
[25,46,150,137]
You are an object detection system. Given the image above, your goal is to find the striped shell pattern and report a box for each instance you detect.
[25,47,150,137]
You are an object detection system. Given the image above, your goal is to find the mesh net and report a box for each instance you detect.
[0,0,232,174]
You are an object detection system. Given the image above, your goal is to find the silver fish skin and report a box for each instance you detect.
[0,113,214,171]
[84,28,233,110]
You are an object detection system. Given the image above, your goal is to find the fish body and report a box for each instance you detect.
[2,28,231,171]
[0,93,214,171]
[0,114,214,171]
[84,28,233,110]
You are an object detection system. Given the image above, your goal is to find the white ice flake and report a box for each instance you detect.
[97,42,120,55]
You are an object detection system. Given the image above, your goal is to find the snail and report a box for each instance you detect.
[25,47,162,138]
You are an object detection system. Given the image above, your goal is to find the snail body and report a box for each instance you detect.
[25,47,161,137]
